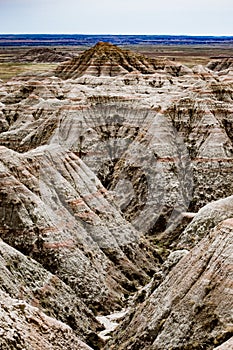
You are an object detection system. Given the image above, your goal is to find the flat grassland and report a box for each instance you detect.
[0,48,59,81]
[0,62,57,81]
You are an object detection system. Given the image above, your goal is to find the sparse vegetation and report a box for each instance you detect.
[0,61,57,81]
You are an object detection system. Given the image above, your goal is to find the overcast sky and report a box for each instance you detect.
[0,0,232,35]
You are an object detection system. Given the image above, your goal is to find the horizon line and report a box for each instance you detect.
[1,33,233,37]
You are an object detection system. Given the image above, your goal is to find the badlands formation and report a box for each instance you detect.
[0,42,232,349]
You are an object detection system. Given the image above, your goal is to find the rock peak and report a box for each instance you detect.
[55,42,156,79]
[55,42,189,79]
[95,41,114,47]
[89,41,122,54]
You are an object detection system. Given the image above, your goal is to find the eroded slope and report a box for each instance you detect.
[0,42,232,349]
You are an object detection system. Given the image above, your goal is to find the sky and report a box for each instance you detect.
[0,0,232,35]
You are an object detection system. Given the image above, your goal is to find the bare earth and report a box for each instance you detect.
[0,42,232,349]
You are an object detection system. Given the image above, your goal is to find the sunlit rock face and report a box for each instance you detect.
[0,43,232,349]
[214,337,233,350]
[106,217,233,350]
[207,57,233,72]
[178,195,233,248]
[0,290,93,350]
[0,239,97,348]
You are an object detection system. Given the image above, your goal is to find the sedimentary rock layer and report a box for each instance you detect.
[55,41,190,79]
[0,42,232,349]
[106,217,233,349]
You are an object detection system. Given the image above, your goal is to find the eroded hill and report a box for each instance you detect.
[0,42,232,349]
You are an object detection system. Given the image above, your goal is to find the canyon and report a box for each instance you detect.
[0,42,232,349]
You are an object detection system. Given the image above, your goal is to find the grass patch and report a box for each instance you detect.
[0,62,57,81]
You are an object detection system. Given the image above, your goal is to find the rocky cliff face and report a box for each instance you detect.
[0,289,92,350]
[0,144,160,348]
[107,216,233,349]
[0,43,232,349]
[178,195,233,248]
[207,57,233,72]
